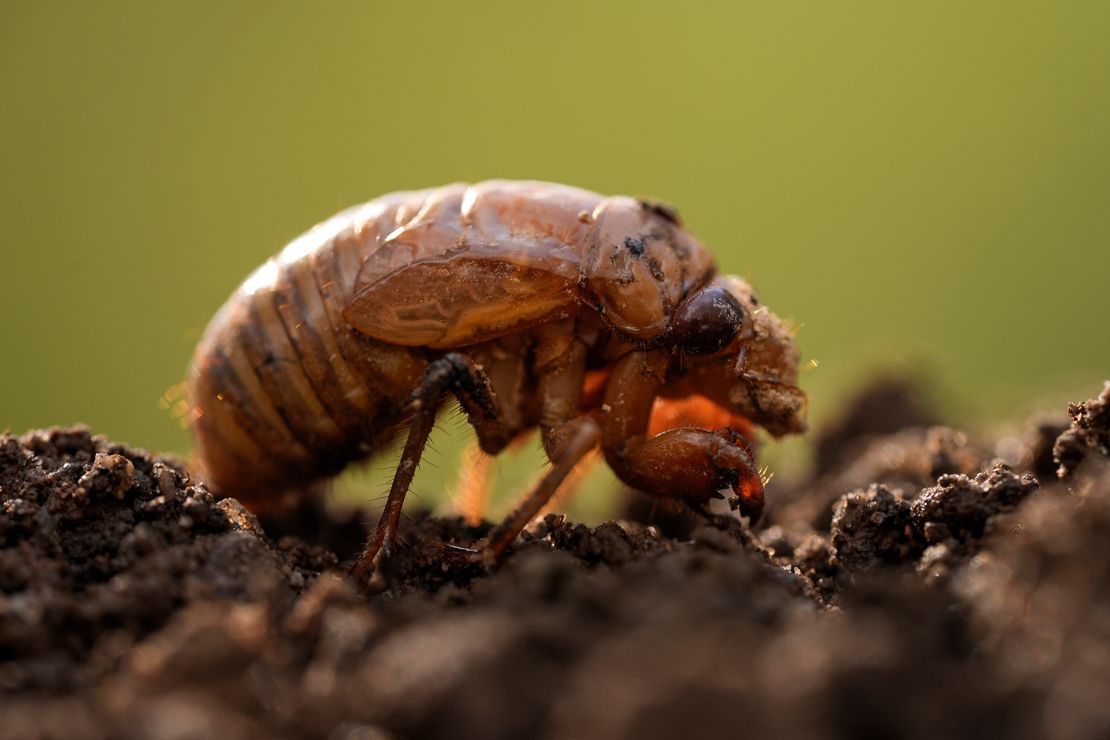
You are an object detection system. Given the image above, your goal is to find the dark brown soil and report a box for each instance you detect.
[3,380,1110,740]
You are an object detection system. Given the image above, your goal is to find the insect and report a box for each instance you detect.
[187,180,807,581]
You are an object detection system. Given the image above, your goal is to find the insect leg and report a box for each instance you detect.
[536,446,601,518]
[474,323,596,562]
[350,352,501,583]
[532,322,589,459]
[450,441,494,526]
[480,415,600,562]
[449,426,538,524]
[601,350,765,520]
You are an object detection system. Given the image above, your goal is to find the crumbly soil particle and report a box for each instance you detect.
[1053,380,1110,478]
[2,382,1110,740]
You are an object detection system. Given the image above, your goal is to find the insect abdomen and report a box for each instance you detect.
[188,198,427,501]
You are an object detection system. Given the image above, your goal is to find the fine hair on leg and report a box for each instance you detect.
[351,353,500,583]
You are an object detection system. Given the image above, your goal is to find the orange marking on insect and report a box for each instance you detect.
[647,394,754,440]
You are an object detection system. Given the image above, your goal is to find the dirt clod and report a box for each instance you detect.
[1054,381,1110,478]
[830,483,918,572]
[911,464,1039,540]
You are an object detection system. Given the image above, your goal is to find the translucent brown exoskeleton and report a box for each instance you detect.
[186,180,808,581]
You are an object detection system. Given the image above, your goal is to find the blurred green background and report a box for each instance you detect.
[2,2,1108,514]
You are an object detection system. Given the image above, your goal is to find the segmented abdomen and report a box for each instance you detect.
[187,192,432,501]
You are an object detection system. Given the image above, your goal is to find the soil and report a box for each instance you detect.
[2,380,1110,740]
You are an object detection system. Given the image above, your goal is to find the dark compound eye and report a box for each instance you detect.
[673,286,745,355]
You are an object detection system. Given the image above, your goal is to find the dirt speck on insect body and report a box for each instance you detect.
[624,236,645,256]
